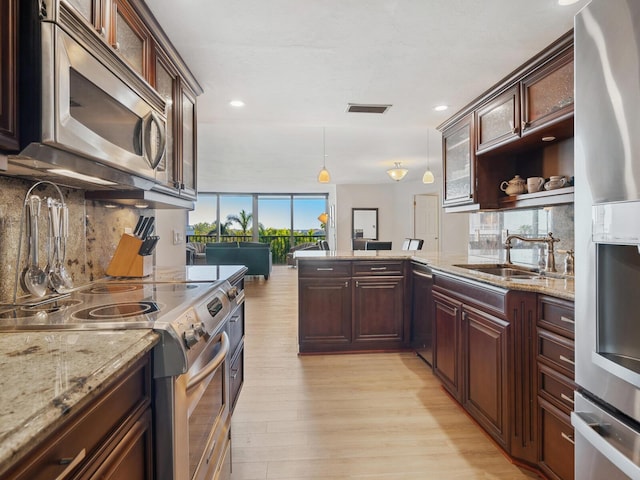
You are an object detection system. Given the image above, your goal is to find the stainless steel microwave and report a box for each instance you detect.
[6,0,167,190]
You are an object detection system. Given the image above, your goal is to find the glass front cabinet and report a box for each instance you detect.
[442,114,475,208]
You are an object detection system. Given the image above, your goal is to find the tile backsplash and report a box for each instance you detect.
[469,204,574,270]
[0,177,148,303]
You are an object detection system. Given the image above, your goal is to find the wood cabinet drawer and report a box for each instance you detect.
[538,397,575,480]
[229,345,244,412]
[226,305,244,355]
[538,363,576,414]
[298,261,351,277]
[7,355,151,480]
[538,329,575,377]
[352,261,404,276]
[538,296,574,337]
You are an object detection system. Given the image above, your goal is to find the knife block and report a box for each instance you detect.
[106,233,153,277]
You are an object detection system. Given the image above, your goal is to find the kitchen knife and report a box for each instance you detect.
[141,216,155,239]
[138,236,159,256]
[133,215,145,237]
[136,217,149,238]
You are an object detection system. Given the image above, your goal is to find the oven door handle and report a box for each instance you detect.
[571,410,640,479]
[186,332,229,392]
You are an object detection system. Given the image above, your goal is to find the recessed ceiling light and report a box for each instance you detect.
[230,100,245,107]
[434,105,449,112]
[558,0,579,5]
[542,136,556,142]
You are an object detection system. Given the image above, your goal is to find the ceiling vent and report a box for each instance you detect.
[346,103,392,114]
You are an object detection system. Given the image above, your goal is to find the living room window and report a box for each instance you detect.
[188,193,328,264]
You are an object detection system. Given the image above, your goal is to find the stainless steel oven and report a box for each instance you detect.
[574,1,640,477]
[155,331,231,480]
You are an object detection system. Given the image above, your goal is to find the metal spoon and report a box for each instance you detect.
[23,195,48,298]
[52,204,73,292]
[48,200,66,293]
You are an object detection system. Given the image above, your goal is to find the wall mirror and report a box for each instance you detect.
[352,208,378,239]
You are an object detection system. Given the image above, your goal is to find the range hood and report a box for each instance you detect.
[85,189,194,210]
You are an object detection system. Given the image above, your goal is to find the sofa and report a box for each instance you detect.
[186,241,207,265]
[205,242,272,279]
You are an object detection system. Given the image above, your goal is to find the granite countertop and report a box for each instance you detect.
[295,250,574,301]
[0,329,160,474]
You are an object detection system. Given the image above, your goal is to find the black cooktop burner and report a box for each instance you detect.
[83,285,144,294]
[72,301,161,321]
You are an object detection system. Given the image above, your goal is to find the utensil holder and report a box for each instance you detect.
[106,233,153,277]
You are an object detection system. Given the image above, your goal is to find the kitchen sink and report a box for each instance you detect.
[453,264,542,279]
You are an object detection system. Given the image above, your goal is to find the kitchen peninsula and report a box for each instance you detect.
[296,250,575,479]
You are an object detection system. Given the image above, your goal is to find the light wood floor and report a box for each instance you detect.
[230,266,538,480]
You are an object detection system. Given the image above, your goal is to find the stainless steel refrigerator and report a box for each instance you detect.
[573,1,640,478]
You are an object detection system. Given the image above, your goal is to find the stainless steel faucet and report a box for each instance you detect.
[504,232,560,272]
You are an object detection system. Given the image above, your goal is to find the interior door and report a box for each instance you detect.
[414,194,439,252]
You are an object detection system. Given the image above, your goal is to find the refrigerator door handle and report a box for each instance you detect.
[572,410,640,480]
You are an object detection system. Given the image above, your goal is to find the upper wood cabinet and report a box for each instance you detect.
[0,0,19,152]
[476,85,520,154]
[111,0,151,77]
[521,47,574,138]
[438,31,574,212]
[179,83,198,199]
[442,113,475,208]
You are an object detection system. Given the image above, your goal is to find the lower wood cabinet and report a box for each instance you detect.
[298,260,408,353]
[463,305,509,449]
[536,296,575,480]
[2,354,153,480]
[432,272,538,464]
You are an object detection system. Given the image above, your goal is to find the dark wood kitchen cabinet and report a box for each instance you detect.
[0,0,19,152]
[442,113,475,209]
[298,259,409,354]
[438,31,574,212]
[476,85,520,154]
[432,272,538,463]
[1,354,153,480]
[432,290,463,401]
[536,296,575,480]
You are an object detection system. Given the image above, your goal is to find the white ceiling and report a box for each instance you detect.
[145,0,587,191]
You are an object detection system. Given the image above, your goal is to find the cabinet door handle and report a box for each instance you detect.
[560,393,575,404]
[561,432,575,445]
[370,267,387,271]
[559,354,575,366]
[55,448,86,480]
[355,281,359,288]
[316,267,334,271]
[560,315,575,325]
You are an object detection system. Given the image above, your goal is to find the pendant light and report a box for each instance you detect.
[422,129,435,184]
[387,162,408,181]
[317,127,330,183]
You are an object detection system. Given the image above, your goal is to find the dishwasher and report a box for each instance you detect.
[410,261,433,366]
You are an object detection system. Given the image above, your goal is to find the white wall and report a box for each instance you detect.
[155,209,189,267]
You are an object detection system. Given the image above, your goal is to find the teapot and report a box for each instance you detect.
[500,175,527,195]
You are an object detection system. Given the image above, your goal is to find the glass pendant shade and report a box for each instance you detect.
[317,167,330,183]
[317,127,330,183]
[422,169,435,184]
[387,162,408,181]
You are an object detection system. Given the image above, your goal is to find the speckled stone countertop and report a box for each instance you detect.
[295,250,574,301]
[0,329,159,474]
